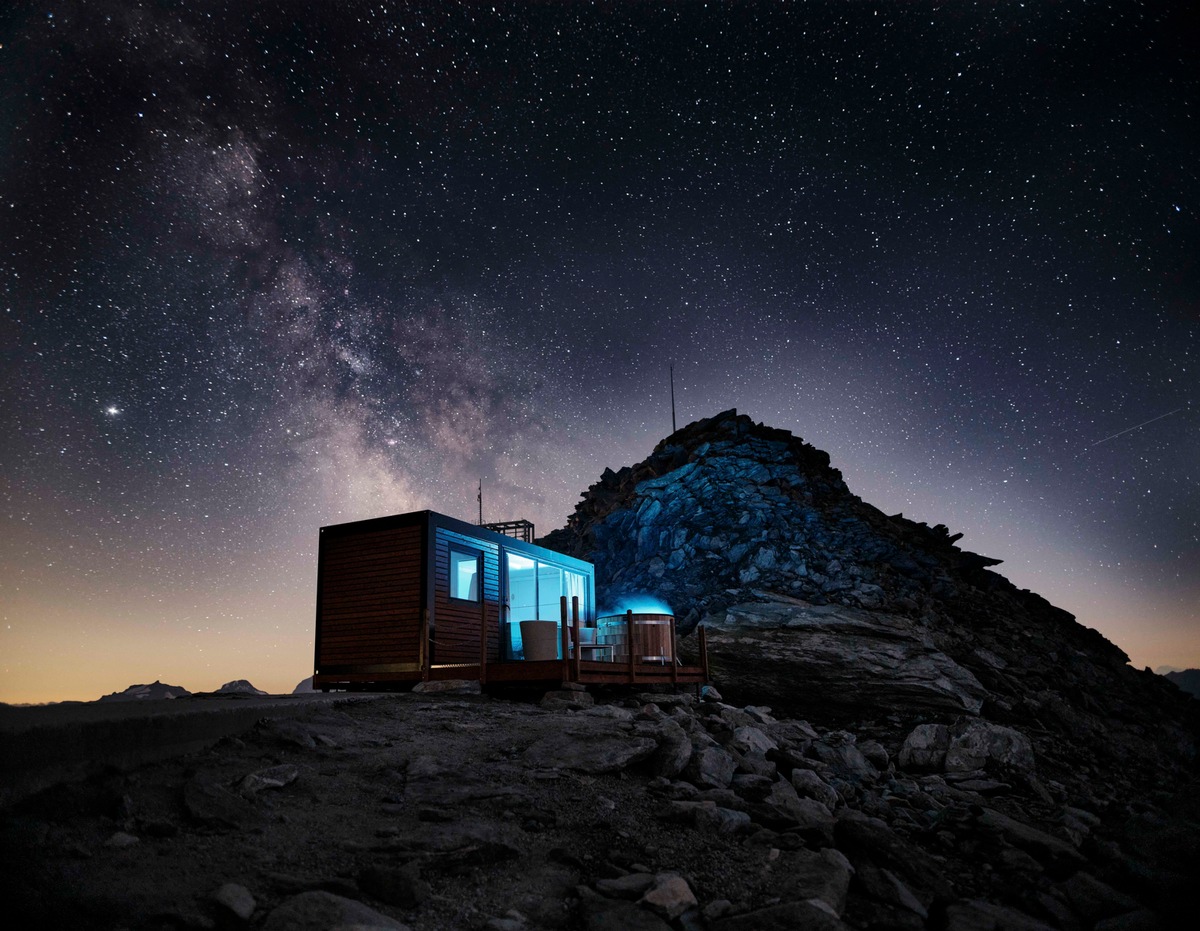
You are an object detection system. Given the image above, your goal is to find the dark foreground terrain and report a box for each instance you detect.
[2,683,1196,931]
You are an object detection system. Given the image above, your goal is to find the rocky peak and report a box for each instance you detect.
[541,411,1198,788]
[546,409,1047,630]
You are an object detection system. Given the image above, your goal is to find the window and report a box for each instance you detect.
[449,548,481,602]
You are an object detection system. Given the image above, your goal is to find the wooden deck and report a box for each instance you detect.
[313,605,711,692]
[314,657,707,690]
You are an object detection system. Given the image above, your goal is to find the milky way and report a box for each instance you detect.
[1,2,1196,702]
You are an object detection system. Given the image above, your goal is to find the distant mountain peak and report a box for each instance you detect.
[96,680,191,702]
[1164,669,1200,699]
[215,679,268,695]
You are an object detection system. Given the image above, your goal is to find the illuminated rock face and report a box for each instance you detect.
[543,408,1009,631]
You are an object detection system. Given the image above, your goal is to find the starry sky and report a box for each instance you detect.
[2,1,1196,703]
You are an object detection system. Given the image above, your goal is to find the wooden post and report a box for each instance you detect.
[572,595,581,682]
[420,608,431,681]
[626,609,635,682]
[699,624,709,681]
[670,615,678,685]
[560,596,570,681]
[478,588,488,685]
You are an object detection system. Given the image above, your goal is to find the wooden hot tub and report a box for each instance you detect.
[597,612,675,664]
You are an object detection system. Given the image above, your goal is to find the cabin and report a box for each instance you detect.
[313,510,708,691]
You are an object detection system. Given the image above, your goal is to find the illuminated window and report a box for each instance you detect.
[449,548,481,601]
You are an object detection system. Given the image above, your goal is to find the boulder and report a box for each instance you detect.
[699,600,987,717]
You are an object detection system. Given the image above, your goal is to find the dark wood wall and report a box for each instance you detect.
[432,526,500,665]
[317,524,423,670]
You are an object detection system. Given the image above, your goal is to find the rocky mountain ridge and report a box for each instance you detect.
[95,680,269,703]
[541,409,1198,831]
[97,681,193,702]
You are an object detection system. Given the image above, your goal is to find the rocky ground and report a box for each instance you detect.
[6,410,1194,929]
[2,681,1195,931]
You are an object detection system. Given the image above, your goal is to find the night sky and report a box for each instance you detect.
[2,2,1196,703]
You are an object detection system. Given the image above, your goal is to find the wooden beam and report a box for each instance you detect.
[478,586,488,685]
[699,624,709,682]
[560,596,570,682]
[626,609,635,682]
[571,595,581,683]
[420,607,430,680]
[670,615,678,685]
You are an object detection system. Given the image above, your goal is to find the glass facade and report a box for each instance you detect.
[504,553,590,659]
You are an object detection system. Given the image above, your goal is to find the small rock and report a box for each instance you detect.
[650,721,694,778]
[213,882,256,921]
[579,891,674,931]
[857,740,889,771]
[694,806,753,834]
[945,720,1036,779]
[684,746,736,789]
[239,764,300,797]
[640,873,698,920]
[791,768,840,810]
[595,873,656,898]
[104,831,140,848]
[541,690,595,708]
[728,726,778,755]
[898,723,951,772]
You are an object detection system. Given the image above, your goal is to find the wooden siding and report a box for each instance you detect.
[317,524,423,669]
[432,527,500,665]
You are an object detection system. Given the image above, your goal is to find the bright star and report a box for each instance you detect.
[105,406,120,416]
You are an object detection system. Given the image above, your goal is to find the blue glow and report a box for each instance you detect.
[599,595,674,616]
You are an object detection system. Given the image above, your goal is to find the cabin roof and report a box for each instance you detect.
[318,509,593,572]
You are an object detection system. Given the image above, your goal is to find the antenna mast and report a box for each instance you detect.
[477,479,483,525]
[670,363,677,434]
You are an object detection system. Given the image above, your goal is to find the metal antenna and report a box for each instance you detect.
[477,479,483,525]
[670,363,677,434]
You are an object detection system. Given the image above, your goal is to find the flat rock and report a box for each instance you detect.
[183,776,257,829]
[700,601,988,716]
[595,873,656,899]
[942,898,1056,931]
[976,808,1086,875]
[524,730,657,773]
[712,899,854,930]
[774,847,853,915]
[261,890,411,930]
